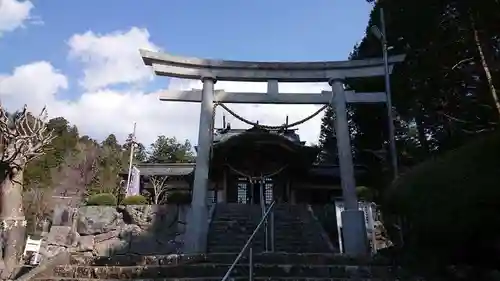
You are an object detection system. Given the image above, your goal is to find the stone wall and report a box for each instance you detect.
[42,205,189,258]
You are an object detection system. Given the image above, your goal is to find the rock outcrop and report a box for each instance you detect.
[41,205,189,258]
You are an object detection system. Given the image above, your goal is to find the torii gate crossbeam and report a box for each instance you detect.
[157,89,388,104]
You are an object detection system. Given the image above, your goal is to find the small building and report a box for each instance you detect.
[121,125,369,205]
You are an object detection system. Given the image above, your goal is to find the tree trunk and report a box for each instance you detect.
[471,13,500,119]
[415,108,430,156]
[0,168,26,279]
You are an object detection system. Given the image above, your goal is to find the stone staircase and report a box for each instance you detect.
[34,252,410,280]
[208,203,334,253]
[32,203,417,280]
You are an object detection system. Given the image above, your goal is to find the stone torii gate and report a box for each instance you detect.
[140,49,405,256]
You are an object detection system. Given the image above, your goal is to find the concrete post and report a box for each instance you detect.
[183,75,216,253]
[329,78,369,256]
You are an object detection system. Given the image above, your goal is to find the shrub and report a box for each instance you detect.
[166,191,192,204]
[382,131,500,269]
[356,186,374,201]
[121,195,148,205]
[86,193,117,206]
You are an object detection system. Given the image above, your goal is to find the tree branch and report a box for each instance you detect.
[462,128,495,134]
[150,175,170,204]
[451,57,475,71]
[0,104,56,166]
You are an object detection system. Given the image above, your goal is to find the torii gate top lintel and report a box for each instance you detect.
[140,49,405,83]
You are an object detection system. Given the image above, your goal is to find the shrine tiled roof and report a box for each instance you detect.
[213,126,304,146]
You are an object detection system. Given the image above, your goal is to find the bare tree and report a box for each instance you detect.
[50,144,100,207]
[77,142,99,188]
[0,104,55,278]
[149,175,170,204]
[23,187,52,234]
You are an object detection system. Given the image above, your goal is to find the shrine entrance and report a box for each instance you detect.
[213,126,301,205]
[236,177,273,205]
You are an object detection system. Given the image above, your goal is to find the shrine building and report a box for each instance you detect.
[122,125,370,205]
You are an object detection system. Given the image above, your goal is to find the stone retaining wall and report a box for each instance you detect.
[42,205,189,258]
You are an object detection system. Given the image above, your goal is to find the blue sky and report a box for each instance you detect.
[0,0,374,145]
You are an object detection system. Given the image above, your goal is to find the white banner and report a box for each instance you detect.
[127,166,141,196]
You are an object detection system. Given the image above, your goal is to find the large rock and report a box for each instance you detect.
[40,244,67,258]
[373,220,393,250]
[118,205,177,230]
[46,226,77,247]
[118,224,143,241]
[118,205,154,226]
[94,237,128,256]
[77,235,94,252]
[77,206,123,235]
[51,204,186,257]
[52,206,77,227]
[94,230,120,243]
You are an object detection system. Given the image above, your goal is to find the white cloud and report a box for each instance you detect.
[1,27,328,148]
[0,63,328,147]
[0,62,199,145]
[68,27,160,91]
[0,0,35,36]
[0,61,68,109]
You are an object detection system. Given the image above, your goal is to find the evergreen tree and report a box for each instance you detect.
[148,135,195,163]
[317,106,338,164]
[123,133,147,162]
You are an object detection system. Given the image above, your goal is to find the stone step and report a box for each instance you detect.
[208,235,327,244]
[209,228,319,235]
[35,276,406,281]
[214,212,304,217]
[69,253,392,267]
[211,216,304,220]
[51,264,401,279]
[214,212,304,216]
[214,209,305,215]
[208,235,320,241]
[209,223,311,229]
[208,229,314,235]
[211,217,260,221]
[207,245,330,252]
[207,235,322,241]
[209,232,319,238]
[208,237,320,244]
[210,220,306,225]
[208,230,314,237]
[207,239,326,247]
[215,231,320,237]
[209,223,312,230]
[208,204,334,254]
[208,246,331,254]
[214,215,303,218]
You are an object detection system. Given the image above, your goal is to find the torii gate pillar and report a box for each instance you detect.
[183,75,216,253]
[330,77,369,255]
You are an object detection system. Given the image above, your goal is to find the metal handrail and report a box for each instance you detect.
[220,200,276,281]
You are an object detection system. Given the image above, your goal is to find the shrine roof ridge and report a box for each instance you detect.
[140,49,406,82]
